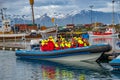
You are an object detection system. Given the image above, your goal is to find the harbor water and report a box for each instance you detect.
[0,37,120,80]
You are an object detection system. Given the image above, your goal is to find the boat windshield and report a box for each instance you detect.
[32,47,40,51]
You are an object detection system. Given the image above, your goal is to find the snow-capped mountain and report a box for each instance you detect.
[36,10,120,26]
[7,10,120,26]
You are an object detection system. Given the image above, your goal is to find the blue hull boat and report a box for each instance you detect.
[16,44,111,62]
[109,55,120,70]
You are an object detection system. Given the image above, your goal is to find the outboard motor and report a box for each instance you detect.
[96,52,111,63]
[96,51,119,63]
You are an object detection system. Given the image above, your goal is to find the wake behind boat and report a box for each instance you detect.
[16,43,112,62]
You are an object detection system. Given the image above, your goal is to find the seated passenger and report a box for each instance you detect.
[44,40,49,51]
[54,41,60,50]
[41,40,45,51]
[60,41,65,49]
[47,36,55,51]
[77,37,84,47]
[71,37,78,48]
[83,39,90,46]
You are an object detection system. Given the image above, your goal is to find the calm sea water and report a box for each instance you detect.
[0,37,120,80]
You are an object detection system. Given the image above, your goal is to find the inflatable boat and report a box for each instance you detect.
[15,44,112,62]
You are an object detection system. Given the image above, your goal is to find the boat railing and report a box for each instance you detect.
[38,27,56,33]
[40,32,57,39]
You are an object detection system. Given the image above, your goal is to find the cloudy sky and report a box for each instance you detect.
[1,0,120,19]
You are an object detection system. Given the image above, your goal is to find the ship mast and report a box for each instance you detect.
[29,0,35,24]
[89,5,94,24]
[112,0,115,27]
[0,9,4,20]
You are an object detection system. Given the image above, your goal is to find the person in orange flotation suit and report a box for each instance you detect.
[47,36,55,51]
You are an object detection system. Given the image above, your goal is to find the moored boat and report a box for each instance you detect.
[0,19,41,41]
[89,27,118,37]
[16,43,112,62]
[109,55,120,71]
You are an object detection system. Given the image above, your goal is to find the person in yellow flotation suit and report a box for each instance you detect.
[60,41,65,49]
[59,35,63,40]
[41,40,46,51]
[60,38,65,49]
[83,38,90,46]
[56,36,62,48]
[67,41,72,48]
[71,37,78,48]
[64,41,72,49]
[44,40,49,51]
[54,41,61,50]
[77,37,84,47]
[64,41,68,49]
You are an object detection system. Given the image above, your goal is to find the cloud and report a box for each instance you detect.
[35,0,68,7]
[1,0,120,19]
[94,1,120,12]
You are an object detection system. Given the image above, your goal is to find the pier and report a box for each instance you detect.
[0,42,30,51]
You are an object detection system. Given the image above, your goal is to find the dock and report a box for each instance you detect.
[0,42,30,51]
